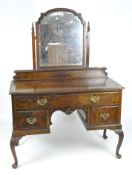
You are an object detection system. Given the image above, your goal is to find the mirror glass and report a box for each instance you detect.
[37,11,83,67]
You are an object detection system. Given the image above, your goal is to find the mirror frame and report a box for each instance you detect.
[32,8,90,70]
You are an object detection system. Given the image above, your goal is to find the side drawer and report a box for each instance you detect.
[71,92,121,106]
[14,110,49,130]
[15,95,70,110]
[90,106,120,126]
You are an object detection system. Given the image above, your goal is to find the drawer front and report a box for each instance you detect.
[71,92,120,106]
[90,106,120,126]
[15,95,69,110]
[15,111,49,130]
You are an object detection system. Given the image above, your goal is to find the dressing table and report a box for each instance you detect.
[9,8,124,168]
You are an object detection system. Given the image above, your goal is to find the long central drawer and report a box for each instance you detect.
[14,91,121,110]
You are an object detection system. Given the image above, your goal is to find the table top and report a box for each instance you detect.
[10,77,123,95]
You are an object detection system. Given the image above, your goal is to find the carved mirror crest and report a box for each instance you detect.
[32,8,90,70]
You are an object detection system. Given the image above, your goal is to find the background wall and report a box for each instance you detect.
[0,0,132,174]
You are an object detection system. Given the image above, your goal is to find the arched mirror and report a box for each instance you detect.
[32,8,90,70]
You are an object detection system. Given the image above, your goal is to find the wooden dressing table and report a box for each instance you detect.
[9,8,124,168]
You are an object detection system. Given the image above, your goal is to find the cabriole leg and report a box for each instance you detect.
[103,129,108,139]
[10,135,22,169]
[114,129,124,159]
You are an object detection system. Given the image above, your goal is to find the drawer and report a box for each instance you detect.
[71,92,120,106]
[90,106,120,126]
[15,95,70,110]
[15,111,49,130]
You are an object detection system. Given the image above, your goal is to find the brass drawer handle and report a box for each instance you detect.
[90,96,100,103]
[37,98,47,106]
[27,117,37,125]
[100,112,110,121]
